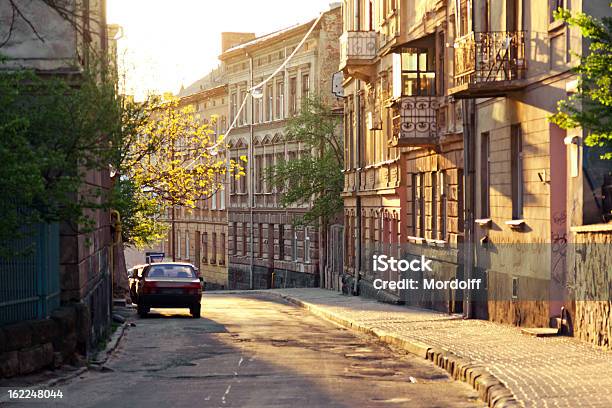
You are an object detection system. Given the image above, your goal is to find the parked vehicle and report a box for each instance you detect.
[127,264,147,304]
[134,262,202,318]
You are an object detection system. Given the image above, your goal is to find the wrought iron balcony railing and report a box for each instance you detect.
[390,96,441,147]
[453,31,526,93]
[339,31,377,70]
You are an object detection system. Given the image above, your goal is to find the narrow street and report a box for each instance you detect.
[16,293,481,408]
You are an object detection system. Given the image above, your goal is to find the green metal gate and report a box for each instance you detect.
[0,223,60,325]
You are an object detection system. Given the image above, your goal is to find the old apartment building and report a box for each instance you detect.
[219,5,343,289]
[0,0,121,373]
[341,0,465,308]
[341,0,611,336]
[451,0,609,328]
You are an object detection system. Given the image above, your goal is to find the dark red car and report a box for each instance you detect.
[134,262,202,318]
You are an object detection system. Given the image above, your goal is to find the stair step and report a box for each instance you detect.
[521,328,559,337]
[113,298,127,307]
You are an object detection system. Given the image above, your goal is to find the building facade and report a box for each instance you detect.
[451,0,609,327]
[220,5,343,289]
[0,0,117,374]
[341,0,612,335]
[340,0,465,309]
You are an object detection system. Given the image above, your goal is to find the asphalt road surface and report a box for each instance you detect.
[11,293,482,408]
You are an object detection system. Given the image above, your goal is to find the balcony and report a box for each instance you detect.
[339,31,377,80]
[450,31,527,98]
[389,96,441,147]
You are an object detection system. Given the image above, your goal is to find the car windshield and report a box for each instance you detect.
[146,265,196,279]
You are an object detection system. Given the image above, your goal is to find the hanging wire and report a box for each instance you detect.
[210,10,325,149]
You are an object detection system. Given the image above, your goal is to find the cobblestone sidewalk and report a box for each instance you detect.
[263,288,612,408]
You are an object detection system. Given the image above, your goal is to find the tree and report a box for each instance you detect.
[0,66,244,252]
[122,98,244,211]
[266,95,343,226]
[0,66,124,253]
[551,5,612,159]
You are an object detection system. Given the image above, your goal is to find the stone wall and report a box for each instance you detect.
[570,226,612,349]
[60,167,112,351]
[228,263,318,290]
[0,303,90,378]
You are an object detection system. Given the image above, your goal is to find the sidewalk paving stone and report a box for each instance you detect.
[261,288,612,408]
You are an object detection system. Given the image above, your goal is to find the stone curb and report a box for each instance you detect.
[89,322,128,368]
[270,291,522,408]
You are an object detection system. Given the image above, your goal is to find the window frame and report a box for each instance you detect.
[511,124,524,220]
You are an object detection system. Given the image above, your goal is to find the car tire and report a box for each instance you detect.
[138,305,149,318]
[190,304,201,318]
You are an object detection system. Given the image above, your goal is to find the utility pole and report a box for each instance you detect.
[248,53,255,290]
[171,136,176,262]
[352,1,362,297]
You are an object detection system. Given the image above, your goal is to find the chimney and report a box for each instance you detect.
[221,32,256,53]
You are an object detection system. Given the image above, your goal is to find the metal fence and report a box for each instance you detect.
[0,223,61,326]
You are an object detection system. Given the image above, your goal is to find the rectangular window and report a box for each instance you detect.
[399,48,436,96]
[240,88,248,125]
[185,231,190,260]
[412,174,418,236]
[258,223,263,257]
[419,174,425,238]
[255,155,263,193]
[202,232,208,263]
[440,171,448,240]
[211,190,217,210]
[254,93,260,124]
[239,164,247,194]
[458,169,465,233]
[289,77,297,116]
[482,0,491,32]
[431,172,438,240]
[230,93,237,123]
[511,125,524,219]
[177,231,182,259]
[230,161,237,194]
[220,187,226,210]
[220,233,226,265]
[231,224,237,255]
[292,227,298,261]
[414,173,425,238]
[481,132,490,218]
[301,73,310,100]
[242,223,248,255]
[211,232,217,264]
[278,224,285,260]
[264,154,274,193]
[266,83,273,121]
[276,81,284,119]
[550,0,565,23]
[275,153,284,192]
[304,227,311,263]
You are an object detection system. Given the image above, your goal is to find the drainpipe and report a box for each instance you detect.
[354,80,362,296]
[462,99,474,318]
[352,1,362,296]
[463,0,478,319]
[248,52,255,290]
